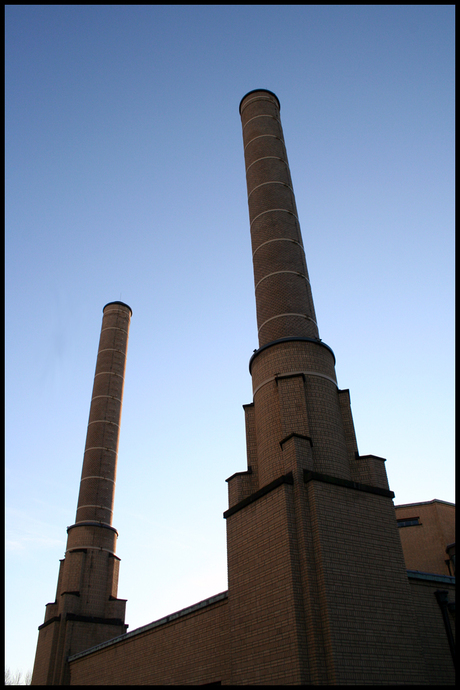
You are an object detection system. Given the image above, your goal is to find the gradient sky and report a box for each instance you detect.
[5,5,454,678]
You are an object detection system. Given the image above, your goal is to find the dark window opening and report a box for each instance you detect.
[397,517,420,528]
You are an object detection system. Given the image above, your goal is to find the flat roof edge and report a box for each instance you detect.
[68,590,229,662]
[407,570,455,584]
[395,499,455,508]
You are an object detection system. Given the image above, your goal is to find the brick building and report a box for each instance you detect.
[32,90,455,685]
[396,499,455,577]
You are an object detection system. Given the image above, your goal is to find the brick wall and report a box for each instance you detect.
[407,577,455,684]
[69,596,230,685]
[304,481,427,684]
[225,465,429,684]
[226,483,308,684]
[396,500,455,576]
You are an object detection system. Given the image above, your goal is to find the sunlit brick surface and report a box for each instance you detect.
[33,92,455,686]
[395,500,455,575]
[240,90,318,345]
[69,599,230,685]
[76,303,131,525]
[250,339,351,485]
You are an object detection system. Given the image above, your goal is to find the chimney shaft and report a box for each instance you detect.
[32,301,131,685]
[74,301,132,529]
[239,89,318,347]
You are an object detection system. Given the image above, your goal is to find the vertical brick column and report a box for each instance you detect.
[240,89,318,347]
[32,302,131,686]
[66,301,132,558]
[74,301,131,528]
[239,92,350,486]
[226,90,428,685]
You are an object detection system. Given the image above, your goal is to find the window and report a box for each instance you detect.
[397,517,420,528]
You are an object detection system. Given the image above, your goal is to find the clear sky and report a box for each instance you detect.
[5,5,454,679]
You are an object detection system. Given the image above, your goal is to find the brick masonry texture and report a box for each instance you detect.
[250,340,351,486]
[241,90,318,346]
[76,303,131,526]
[32,95,455,685]
[32,303,131,685]
[407,578,455,685]
[69,599,230,685]
[304,482,427,684]
[226,484,307,684]
[395,500,455,576]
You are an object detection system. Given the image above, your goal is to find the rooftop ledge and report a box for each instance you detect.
[68,591,228,662]
[407,570,455,584]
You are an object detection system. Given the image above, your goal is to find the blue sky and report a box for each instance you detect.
[5,5,454,679]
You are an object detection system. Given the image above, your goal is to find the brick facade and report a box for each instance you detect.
[395,500,455,576]
[407,576,455,685]
[70,594,230,685]
[32,93,454,685]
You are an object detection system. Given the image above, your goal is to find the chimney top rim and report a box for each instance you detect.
[103,301,132,316]
[239,89,280,115]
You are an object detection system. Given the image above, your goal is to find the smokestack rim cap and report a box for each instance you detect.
[103,300,133,316]
[239,89,280,115]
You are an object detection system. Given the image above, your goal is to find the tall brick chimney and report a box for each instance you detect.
[239,89,349,488]
[32,301,132,685]
[224,90,427,684]
[240,89,318,347]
